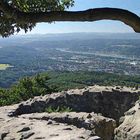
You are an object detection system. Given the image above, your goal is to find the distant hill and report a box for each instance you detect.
[0,32,140,88]
[1,32,140,42]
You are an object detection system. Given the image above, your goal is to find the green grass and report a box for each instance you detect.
[0,64,13,70]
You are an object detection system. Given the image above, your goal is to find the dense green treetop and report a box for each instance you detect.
[0,0,74,37]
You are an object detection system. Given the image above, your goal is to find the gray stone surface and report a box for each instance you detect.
[115,101,140,140]
[88,136,102,140]
[11,85,140,122]
[0,108,115,140]
[0,85,140,140]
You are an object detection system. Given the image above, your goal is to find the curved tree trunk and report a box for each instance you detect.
[21,8,140,32]
[0,0,140,33]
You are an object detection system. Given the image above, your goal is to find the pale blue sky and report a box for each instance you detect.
[21,0,140,35]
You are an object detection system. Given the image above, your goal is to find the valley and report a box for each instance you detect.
[0,33,140,88]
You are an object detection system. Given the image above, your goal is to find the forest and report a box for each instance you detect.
[0,71,139,106]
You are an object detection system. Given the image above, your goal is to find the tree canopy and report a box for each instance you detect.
[0,0,140,37]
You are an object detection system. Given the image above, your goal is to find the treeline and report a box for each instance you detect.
[0,71,140,106]
[46,71,140,91]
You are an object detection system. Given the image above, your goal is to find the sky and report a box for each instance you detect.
[20,0,140,34]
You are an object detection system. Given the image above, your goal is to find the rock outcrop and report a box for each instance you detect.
[0,106,115,140]
[0,85,140,140]
[115,101,140,140]
[11,86,140,122]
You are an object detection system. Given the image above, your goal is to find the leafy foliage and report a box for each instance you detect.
[0,0,74,37]
[0,74,56,106]
[0,16,36,38]
[45,106,73,113]
[11,0,74,12]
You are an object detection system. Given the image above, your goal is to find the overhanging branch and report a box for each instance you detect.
[21,8,140,32]
[1,2,140,33]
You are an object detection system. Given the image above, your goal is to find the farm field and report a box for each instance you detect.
[0,64,13,70]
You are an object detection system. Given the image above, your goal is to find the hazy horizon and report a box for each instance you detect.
[1,32,140,40]
[3,0,139,36]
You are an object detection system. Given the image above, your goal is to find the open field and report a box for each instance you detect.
[0,64,13,70]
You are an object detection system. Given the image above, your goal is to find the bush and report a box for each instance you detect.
[0,74,56,106]
[45,106,73,113]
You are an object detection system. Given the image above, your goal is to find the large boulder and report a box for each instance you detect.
[114,101,140,140]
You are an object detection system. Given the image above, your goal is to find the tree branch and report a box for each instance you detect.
[18,8,140,33]
[1,2,140,33]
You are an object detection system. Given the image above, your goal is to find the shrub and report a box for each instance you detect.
[45,106,73,113]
